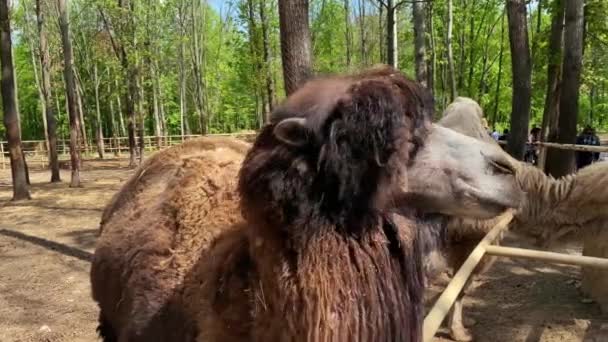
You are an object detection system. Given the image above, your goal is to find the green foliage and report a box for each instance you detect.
[2,0,608,144]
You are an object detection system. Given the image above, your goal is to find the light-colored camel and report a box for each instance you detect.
[91,68,523,342]
[434,96,608,341]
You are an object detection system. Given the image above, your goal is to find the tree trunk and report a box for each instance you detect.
[109,82,119,156]
[379,4,385,63]
[93,64,104,159]
[74,72,88,153]
[190,0,207,135]
[0,0,30,200]
[36,0,60,182]
[446,0,457,102]
[155,59,167,140]
[114,76,126,137]
[21,2,50,158]
[491,10,506,129]
[477,12,501,102]
[427,1,436,99]
[506,0,532,160]
[278,0,313,95]
[550,0,584,177]
[343,0,352,67]
[152,76,161,148]
[126,56,138,167]
[385,0,398,68]
[100,2,137,166]
[457,1,468,91]
[589,84,594,125]
[259,0,275,121]
[413,0,427,87]
[246,0,264,127]
[358,0,366,65]
[57,0,81,187]
[466,0,482,95]
[178,0,187,140]
[541,0,565,173]
[137,71,144,164]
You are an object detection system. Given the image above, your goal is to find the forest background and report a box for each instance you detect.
[0,0,607,196]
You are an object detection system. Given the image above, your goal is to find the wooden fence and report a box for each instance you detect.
[422,212,608,341]
[0,134,257,170]
[2,134,608,170]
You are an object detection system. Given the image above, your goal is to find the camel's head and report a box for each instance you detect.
[238,66,522,227]
[405,124,523,219]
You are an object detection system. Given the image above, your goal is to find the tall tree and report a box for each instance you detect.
[177,0,187,139]
[541,0,565,172]
[58,0,82,187]
[413,0,427,87]
[357,0,367,65]
[259,0,275,119]
[376,0,401,68]
[36,0,60,182]
[343,0,352,67]
[491,9,506,128]
[278,0,312,95]
[550,0,585,177]
[506,0,532,160]
[190,0,207,134]
[99,2,138,166]
[0,0,30,200]
[93,63,105,159]
[446,0,457,101]
[427,0,436,98]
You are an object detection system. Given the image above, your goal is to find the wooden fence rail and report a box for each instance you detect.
[0,134,257,170]
[1,134,607,170]
[423,213,608,342]
[497,140,608,153]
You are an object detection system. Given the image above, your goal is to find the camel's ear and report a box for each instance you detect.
[273,117,310,147]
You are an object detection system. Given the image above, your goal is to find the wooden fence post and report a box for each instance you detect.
[0,141,5,170]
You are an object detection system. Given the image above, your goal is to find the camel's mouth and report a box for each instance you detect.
[453,176,522,219]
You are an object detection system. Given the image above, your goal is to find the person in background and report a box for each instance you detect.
[491,129,500,141]
[499,128,509,141]
[576,125,601,170]
[524,127,541,165]
[498,128,509,150]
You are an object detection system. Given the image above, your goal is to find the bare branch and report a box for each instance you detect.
[97,7,122,62]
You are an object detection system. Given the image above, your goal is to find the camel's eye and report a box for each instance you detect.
[489,159,514,175]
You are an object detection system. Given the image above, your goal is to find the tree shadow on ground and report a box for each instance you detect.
[0,228,92,262]
[62,228,99,250]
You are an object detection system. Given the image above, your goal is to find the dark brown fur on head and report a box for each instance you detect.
[238,65,433,230]
[238,65,436,342]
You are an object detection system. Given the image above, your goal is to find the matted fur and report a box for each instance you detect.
[91,137,249,341]
[91,66,441,342]
[236,66,434,341]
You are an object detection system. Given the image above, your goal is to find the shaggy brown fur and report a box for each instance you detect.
[434,97,608,341]
[92,66,444,342]
[91,136,250,341]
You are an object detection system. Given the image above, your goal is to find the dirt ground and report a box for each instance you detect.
[1,158,607,341]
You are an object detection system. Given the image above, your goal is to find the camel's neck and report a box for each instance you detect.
[516,163,575,224]
[248,216,424,342]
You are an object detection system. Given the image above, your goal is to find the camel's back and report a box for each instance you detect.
[100,137,250,227]
[91,136,250,340]
[571,161,608,218]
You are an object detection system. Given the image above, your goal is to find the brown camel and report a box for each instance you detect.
[434,96,608,341]
[91,67,523,342]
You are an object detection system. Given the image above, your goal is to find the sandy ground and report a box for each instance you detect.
[0,159,131,342]
[0,158,607,341]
